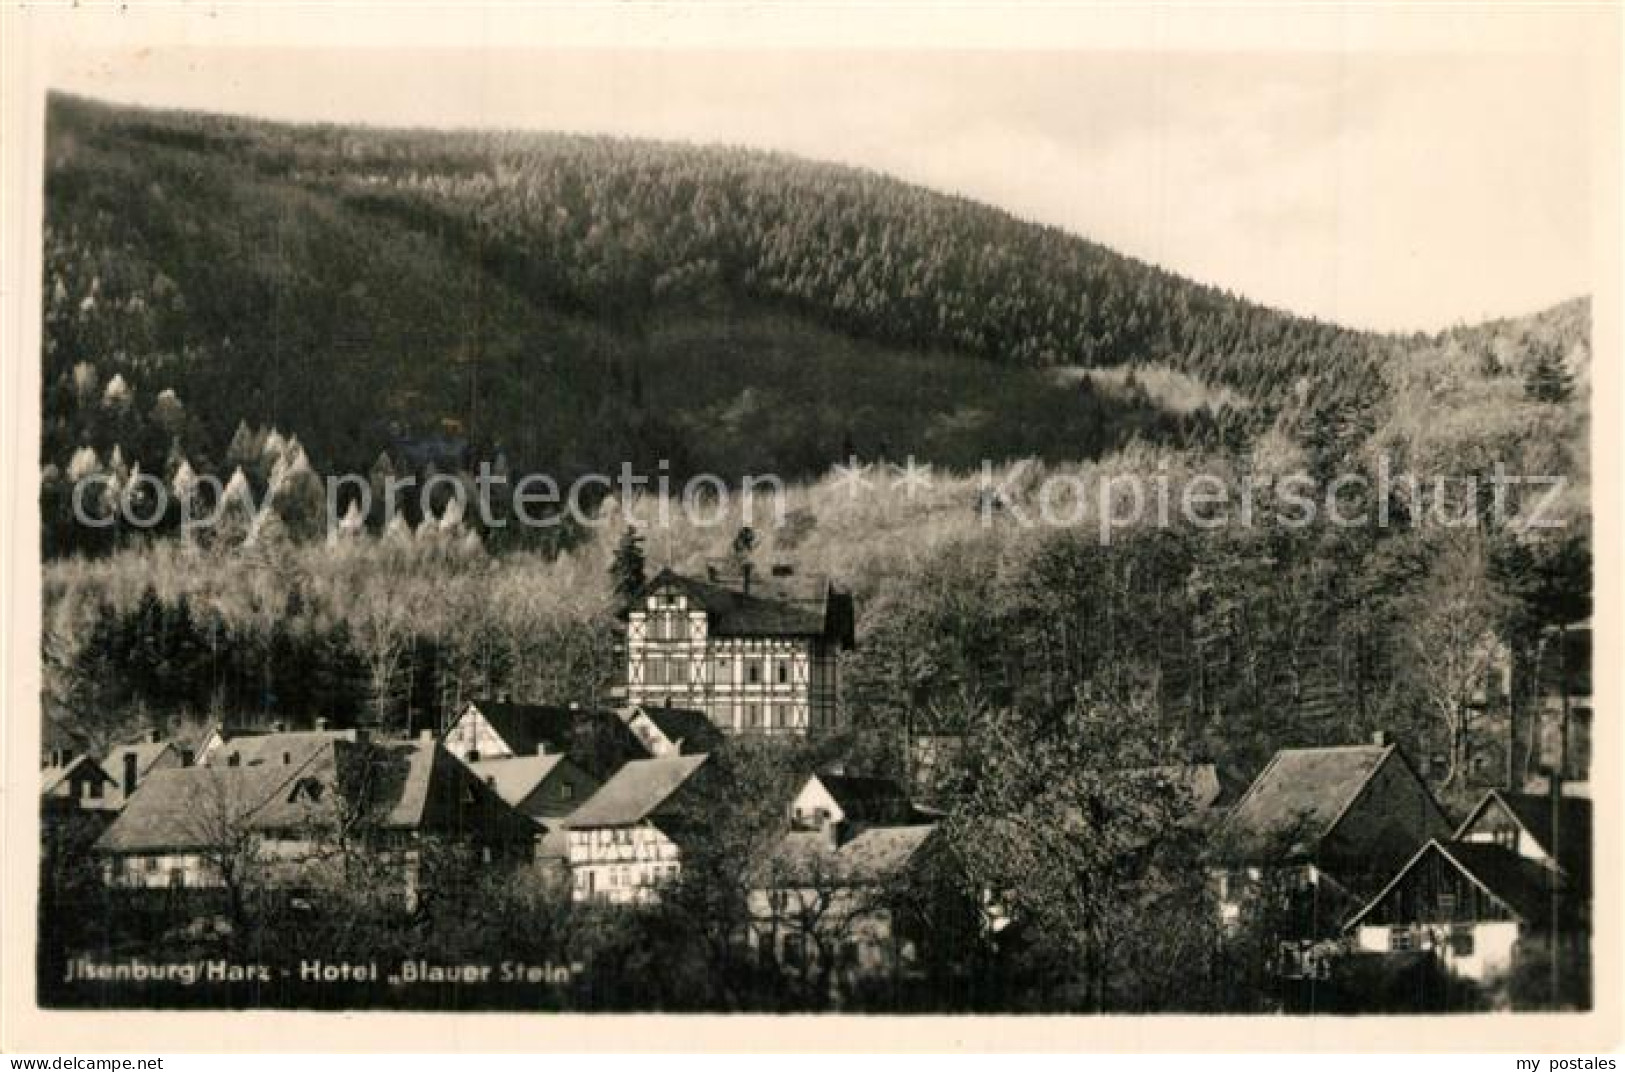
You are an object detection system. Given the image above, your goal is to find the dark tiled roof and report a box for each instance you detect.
[466,754,569,811]
[813,773,917,825]
[635,706,723,753]
[42,754,116,800]
[1494,792,1592,883]
[771,825,938,885]
[97,761,323,853]
[1347,839,1571,930]
[203,729,356,770]
[1217,745,1392,863]
[638,568,855,644]
[1443,841,1569,922]
[565,754,709,828]
[97,736,529,853]
[454,701,647,777]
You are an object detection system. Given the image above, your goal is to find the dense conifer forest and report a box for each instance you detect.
[41,93,1591,810]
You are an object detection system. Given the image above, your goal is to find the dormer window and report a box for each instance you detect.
[288,777,324,804]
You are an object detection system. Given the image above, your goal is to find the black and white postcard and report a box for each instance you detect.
[1,1,1618,1054]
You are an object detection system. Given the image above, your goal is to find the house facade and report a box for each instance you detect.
[96,732,535,907]
[565,754,710,904]
[1211,736,1453,948]
[441,699,647,779]
[623,565,855,736]
[463,753,598,822]
[1455,787,1591,897]
[1345,839,1572,984]
[103,731,188,804]
[41,754,119,818]
[1343,785,1593,987]
[751,775,943,996]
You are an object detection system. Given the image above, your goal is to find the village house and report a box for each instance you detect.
[1343,838,1580,985]
[1343,781,1591,987]
[751,773,943,995]
[441,699,648,779]
[462,753,599,823]
[621,704,725,757]
[102,729,189,803]
[196,718,356,767]
[1210,735,1453,970]
[460,752,600,881]
[790,771,928,830]
[42,711,92,771]
[1455,785,1591,895]
[96,731,535,908]
[41,754,120,822]
[565,754,711,904]
[622,564,856,736]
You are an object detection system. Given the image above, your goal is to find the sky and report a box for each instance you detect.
[49,47,1596,333]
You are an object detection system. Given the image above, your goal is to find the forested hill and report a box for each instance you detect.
[40,93,1402,484]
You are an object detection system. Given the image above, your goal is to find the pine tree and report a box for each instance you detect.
[730,525,757,567]
[1525,341,1574,403]
[609,525,647,602]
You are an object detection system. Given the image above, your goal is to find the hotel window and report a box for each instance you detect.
[669,658,689,687]
[645,657,666,686]
[777,660,790,685]
[746,659,763,685]
[714,656,732,685]
[745,703,762,729]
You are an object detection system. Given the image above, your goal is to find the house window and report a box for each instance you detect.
[1438,891,1458,915]
[652,612,688,642]
[1449,928,1475,956]
[1390,928,1416,952]
[169,868,185,889]
[1494,828,1517,851]
[144,856,160,874]
[559,781,574,802]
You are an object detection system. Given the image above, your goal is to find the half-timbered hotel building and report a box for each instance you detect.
[623,564,856,736]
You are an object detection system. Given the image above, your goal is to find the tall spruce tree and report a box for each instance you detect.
[610,525,647,602]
